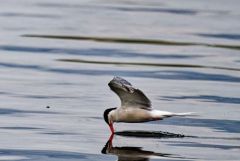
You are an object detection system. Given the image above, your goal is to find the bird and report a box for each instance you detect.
[103,77,194,134]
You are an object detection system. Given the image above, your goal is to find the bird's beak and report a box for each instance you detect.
[109,123,114,134]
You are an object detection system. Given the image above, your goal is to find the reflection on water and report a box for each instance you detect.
[102,134,191,161]
[115,130,185,138]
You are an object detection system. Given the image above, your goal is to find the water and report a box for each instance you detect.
[0,0,240,160]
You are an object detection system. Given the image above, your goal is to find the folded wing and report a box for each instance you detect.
[108,77,152,109]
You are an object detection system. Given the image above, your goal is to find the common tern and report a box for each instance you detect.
[104,77,193,134]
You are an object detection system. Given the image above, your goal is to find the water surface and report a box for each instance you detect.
[0,0,239,160]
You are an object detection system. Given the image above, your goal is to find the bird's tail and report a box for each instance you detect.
[150,110,197,120]
[172,112,196,116]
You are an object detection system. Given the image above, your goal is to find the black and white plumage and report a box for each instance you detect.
[104,77,193,134]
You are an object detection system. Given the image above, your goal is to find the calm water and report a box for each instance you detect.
[0,0,240,160]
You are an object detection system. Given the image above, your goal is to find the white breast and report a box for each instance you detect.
[112,108,154,123]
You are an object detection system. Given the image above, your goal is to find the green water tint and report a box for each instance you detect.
[58,58,240,72]
[23,34,240,50]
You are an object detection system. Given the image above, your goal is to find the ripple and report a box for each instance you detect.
[1,62,240,83]
[102,6,198,15]
[0,45,200,59]
[58,58,240,71]
[162,95,240,104]
[166,141,240,150]
[196,33,240,40]
[0,108,59,115]
[155,118,240,133]
[0,149,111,161]
[23,34,240,50]
[0,126,43,130]
[0,91,77,100]
[0,12,60,19]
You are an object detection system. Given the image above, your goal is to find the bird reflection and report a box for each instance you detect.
[101,134,186,161]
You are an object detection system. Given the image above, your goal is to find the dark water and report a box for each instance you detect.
[0,0,239,160]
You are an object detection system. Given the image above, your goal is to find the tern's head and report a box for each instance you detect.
[103,108,116,134]
[103,108,116,125]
